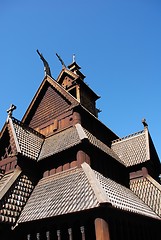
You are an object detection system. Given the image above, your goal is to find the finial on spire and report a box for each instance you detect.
[37,49,51,76]
[142,118,148,128]
[56,53,66,68]
[7,104,16,120]
[72,54,76,63]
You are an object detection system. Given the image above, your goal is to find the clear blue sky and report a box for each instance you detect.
[0,0,161,160]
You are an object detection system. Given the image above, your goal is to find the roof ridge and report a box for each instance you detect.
[46,75,80,105]
[8,117,21,154]
[12,117,45,139]
[146,175,161,191]
[0,168,22,200]
[82,127,124,165]
[112,130,144,144]
[75,123,88,140]
[9,117,44,160]
[81,162,110,204]
[95,169,159,219]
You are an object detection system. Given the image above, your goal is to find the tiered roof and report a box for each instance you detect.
[0,56,161,231]
[5,117,123,164]
[17,163,159,223]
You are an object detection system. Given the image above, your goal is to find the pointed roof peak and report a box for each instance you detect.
[68,60,81,71]
[68,58,85,80]
[72,53,76,63]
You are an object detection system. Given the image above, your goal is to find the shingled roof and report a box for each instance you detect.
[9,118,44,160]
[111,129,149,167]
[130,174,161,218]
[18,163,159,223]
[38,126,82,160]
[0,169,35,224]
[38,124,123,163]
[8,118,123,166]
[83,127,124,165]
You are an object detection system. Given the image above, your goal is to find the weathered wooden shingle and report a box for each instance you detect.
[38,126,82,160]
[0,170,34,224]
[95,169,159,219]
[83,127,124,165]
[111,130,148,167]
[18,164,159,223]
[11,118,44,160]
[130,175,161,217]
[18,167,99,223]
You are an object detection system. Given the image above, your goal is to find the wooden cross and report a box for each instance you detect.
[7,104,16,118]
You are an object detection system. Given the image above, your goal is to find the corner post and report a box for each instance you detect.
[94,218,111,240]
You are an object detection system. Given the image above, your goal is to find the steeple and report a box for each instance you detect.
[57,57,100,117]
[68,57,85,80]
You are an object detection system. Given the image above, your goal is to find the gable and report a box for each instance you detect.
[57,68,78,86]
[22,76,79,130]
[28,83,71,129]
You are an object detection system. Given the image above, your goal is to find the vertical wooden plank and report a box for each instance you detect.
[46,231,50,240]
[94,218,111,240]
[68,228,73,240]
[27,234,31,240]
[57,230,61,240]
[36,232,40,240]
[76,85,81,102]
[80,226,86,240]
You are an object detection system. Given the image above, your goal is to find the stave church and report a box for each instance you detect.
[0,51,161,239]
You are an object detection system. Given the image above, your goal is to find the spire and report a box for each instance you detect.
[68,56,85,80]
[72,54,76,63]
[37,49,51,77]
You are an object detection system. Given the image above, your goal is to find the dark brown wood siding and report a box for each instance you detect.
[28,84,71,129]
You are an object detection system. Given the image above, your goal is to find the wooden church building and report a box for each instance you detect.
[0,52,161,240]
